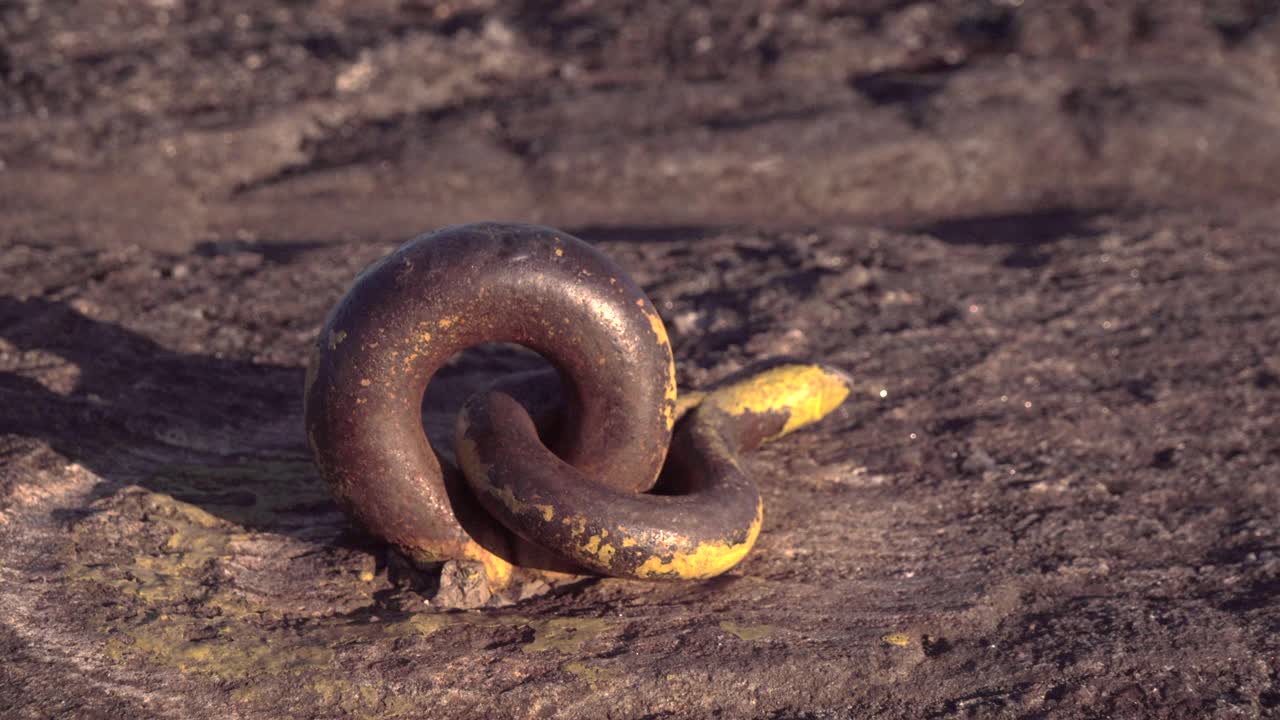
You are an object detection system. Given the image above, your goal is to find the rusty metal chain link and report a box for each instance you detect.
[305,223,851,587]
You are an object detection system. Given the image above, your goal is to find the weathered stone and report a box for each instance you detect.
[2,2,1278,718]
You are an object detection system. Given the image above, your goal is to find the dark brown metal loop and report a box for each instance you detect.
[305,223,676,579]
[457,363,853,579]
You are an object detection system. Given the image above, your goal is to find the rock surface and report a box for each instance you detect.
[2,1,1278,717]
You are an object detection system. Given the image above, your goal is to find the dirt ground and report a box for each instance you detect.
[2,1,1278,718]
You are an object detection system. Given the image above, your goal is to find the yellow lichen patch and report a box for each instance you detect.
[359,378,372,387]
[383,612,453,638]
[379,611,532,641]
[327,329,347,349]
[881,632,912,647]
[554,247,564,257]
[521,618,612,654]
[702,364,851,440]
[62,482,440,716]
[419,331,432,344]
[621,537,638,548]
[66,491,240,607]
[105,619,337,682]
[634,501,763,579]
[719,622,775,641]
[562,661,620,686]
[437,316,459,329]
[289,679,418,720]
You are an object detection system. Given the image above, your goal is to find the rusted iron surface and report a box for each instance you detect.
[305,223,850,583]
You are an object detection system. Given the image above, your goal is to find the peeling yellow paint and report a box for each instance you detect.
[483,483,550,528]
[643,306,670,348]
[303,346,321,397]
[561,515,588,540]
[702,364,851,440]
[673,390,707,422]
[634,501,763,579]
[463,540,514,587]
[580,534,616,565]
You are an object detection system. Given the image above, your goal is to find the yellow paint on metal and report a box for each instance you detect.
[634,500,763,579]
[597,544,616,564]
[463,540,514,587]
[561,515,588,539]
[662,368,679,431]
[303,346,321,396]
[476,479,555,530]
[673,390,707,422]
[702,364,851,440]
[580,534,618,566]
[642,303,671,348]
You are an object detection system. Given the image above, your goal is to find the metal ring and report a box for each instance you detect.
[305,223,852,584]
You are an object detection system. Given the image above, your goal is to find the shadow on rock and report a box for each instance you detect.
[909,208,1108,269]
[0,295,357,542]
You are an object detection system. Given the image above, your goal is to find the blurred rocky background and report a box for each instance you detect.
[2,1,1278,717]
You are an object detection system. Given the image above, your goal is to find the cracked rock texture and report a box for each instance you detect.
[1,1,1278,718]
